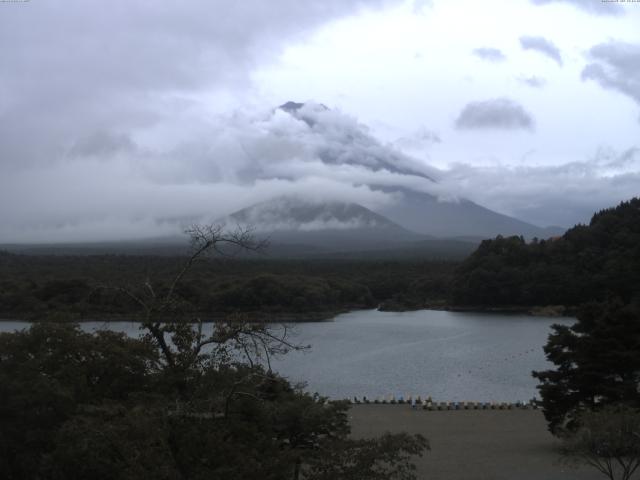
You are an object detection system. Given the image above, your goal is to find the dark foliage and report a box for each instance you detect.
[0,256,454,320]
[0,324,159,479]
[0,225,428,479]
[533,300,640,434]
[519,199,640,436]
[0,323,428,480]
[452,198,640,307]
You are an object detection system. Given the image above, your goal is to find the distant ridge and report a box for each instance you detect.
[376,187,565,239]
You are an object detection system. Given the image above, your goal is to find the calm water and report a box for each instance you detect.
[0,309,572,402]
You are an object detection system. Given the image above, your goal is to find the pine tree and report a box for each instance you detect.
[533,300,640,433]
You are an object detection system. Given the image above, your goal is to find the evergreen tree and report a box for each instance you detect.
[533,300,640,433]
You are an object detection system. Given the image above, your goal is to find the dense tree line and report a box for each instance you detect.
[452,198,640,307]
[524,198,640,459]
[0,254,454,320]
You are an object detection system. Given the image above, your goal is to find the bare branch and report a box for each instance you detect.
[160,224,266,312]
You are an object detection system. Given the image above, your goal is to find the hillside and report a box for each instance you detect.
[219,196,482,258]
[376,187,564,239]
[224,196,424,250]
[451,198,640,307]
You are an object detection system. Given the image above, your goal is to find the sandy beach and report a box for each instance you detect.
[349,405,602,480]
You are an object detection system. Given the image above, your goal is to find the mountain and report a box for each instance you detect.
[1,197,479,259]
[376,187,565,239]
[279,101,564,240]
[222,196,425,253]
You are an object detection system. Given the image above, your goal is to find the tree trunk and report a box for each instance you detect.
[293,457,301,480]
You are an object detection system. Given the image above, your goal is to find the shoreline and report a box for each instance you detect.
[425,304,576,317]
[0,310,347,323]
[380,303,576,317]
[0,304,576,323]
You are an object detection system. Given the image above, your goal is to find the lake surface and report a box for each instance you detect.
[0,309,572,402]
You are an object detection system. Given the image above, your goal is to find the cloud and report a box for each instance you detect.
[1,1,637,243]
[412,0,433,14]
[393,127,442,151]
[518,76,547,88]
[0,0,395,170]
[0,103,442,242]
[530,0,625,16]
[472,47,507,62]
[519,36,563,66]
[454,98,535,131]
[582,41,640,108]
[0,0,417,242]
[69,132,137,158]
[439,146,640,227]
[1,98,634,241]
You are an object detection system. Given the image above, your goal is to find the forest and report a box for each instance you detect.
[2,199,639,320]
[452,198,640,308]
[0,255,454,321]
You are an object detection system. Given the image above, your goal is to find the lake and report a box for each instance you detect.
[0,309,572,402]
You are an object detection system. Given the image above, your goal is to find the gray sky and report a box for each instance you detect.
[1,0,639,242]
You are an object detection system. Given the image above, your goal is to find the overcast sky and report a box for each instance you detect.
[1,0,639,242]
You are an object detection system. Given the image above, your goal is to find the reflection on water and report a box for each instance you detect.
[0,309,572,402]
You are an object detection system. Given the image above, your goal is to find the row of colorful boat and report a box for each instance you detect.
[349,396,539,410]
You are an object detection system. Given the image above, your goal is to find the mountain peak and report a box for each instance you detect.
[220,196,427,253]
[278,101,328,114]
[279,101,305,113]
[226,196,403,233]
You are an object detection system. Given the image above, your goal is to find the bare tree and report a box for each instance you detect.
[109,224,303,376]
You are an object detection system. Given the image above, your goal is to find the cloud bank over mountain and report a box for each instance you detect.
[1,101,637,242]
[439,147,640,228]
[0,103,443,242]
[1,0,638,242]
